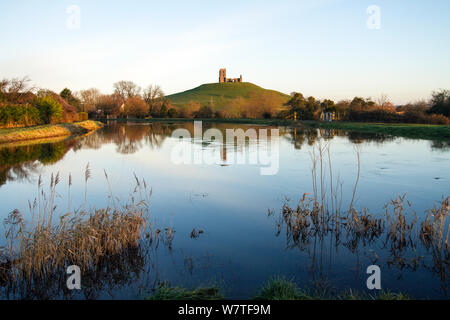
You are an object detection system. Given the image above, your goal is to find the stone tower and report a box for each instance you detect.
[219,68,227,83]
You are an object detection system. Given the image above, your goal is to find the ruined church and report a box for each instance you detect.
[219,68,243,83]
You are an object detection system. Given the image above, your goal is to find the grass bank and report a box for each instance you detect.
[303,120,450,140]
[0,120,104,144]
[145,278,411,300]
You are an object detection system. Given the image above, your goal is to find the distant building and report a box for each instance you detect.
[320,112,335,122]
[219,68,243,83]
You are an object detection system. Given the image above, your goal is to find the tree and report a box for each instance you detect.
[429,89,450,117]
[194,105,213,118]
[350,97,367,110]
[377,94,390,108]
[284,93,319,120]
[305,96,320,119]
[124,97,149,118]
[0,77,34,104]
[335,100,350,119]
[143,85,164,115]
[284,92,306,119]
[33,95,63,124]
[78,88,101,113]
[168,108,178,118]
[113,81,141,104]
[159,105,168,118]
[96,94,121,117]
[321,99,336,113]
[60,88,81,110]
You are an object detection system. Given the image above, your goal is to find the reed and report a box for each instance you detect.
[420,197,449,253]
[275,139,449,276]
[0,165,152,291]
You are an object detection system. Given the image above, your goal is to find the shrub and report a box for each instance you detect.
[167,108,178,118]
[79,112,88,121]
[124,97,149,118]
[159,105,168,118]
[194,106,213,118]
[254,277,306,300]
[33,95,63,124]
[429,89,450,117]
[214,110,224,119]
[345,105,449,125]
[0,104,41,128]
[262,111,272,119]
[146,283,224,300]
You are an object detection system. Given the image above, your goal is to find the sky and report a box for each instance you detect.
[0,0,449,104]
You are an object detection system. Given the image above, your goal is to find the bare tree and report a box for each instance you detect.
[124,97,149,118]
[78,88,101,113]
[0,79,9,94]
[0,77,34,103]
[377,93,389,108]
[96,94,121,117]
[143,85,164,115]
[113,81,141,104]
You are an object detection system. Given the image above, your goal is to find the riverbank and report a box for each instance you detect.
[303,120,450,140]
[100,117,294,126]
[146,278,411,300]
[0,120,104,144]
[100,117,450,140]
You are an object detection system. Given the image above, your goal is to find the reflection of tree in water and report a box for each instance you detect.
[0,141,74,187]
[75,122,179,155]
[347,131,395,144]
[430,140,450,151]
[282,127,397,150]
[282,128,306,150]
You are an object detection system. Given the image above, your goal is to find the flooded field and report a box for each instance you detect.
[0,122,448,299]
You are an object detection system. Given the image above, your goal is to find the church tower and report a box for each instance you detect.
[219,68,227,83]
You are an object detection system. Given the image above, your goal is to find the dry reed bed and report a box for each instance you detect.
[274,141,449,273]
[0,165,152,289]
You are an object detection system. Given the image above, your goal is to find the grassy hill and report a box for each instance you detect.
[167,82,290,112]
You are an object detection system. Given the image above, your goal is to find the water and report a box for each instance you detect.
[0,121,449,299]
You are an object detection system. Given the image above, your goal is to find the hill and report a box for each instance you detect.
[166,82,291,113]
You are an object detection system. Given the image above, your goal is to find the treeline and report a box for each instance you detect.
[0,77,79,128]
[61,81,280,120]
[281,91,450,125]
[70,81,175,119]
[2,77,449,126]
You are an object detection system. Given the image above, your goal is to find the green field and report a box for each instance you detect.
[167,82,291,110]
[304,121,450,140]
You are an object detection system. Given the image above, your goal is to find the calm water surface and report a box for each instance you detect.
[0,122,449,299]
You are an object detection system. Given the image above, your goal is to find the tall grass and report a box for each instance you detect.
[274,139,449,284]
[0,165,154,298]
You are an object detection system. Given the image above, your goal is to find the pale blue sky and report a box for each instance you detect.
[1,0,449,104]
